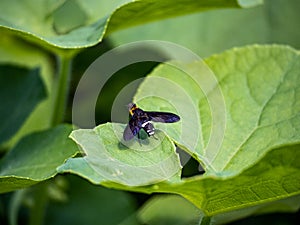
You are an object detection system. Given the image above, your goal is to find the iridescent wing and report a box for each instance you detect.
[147,112,180,123]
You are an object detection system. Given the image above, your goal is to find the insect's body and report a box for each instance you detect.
[129,107,155,137]
[123,103,180,141]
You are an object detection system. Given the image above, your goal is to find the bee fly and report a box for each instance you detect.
[123,103,180,141]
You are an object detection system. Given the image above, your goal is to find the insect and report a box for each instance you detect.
[123,103,180,141]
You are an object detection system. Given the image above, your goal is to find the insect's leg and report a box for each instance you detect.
[137,132,142,146]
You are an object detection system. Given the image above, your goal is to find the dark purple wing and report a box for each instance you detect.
[147,112,180,123]
[123,118,141,141]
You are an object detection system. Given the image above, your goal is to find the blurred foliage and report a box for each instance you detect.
[45,175,137,225]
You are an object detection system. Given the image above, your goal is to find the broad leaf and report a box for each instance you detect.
[0,125,79,193]
[110,45,299,223]
[111,0,300,57]
[57,123,182,186]
[0,0,261,49]
[66,45,300,223]
[53,45,300,223]
[134,45,300,177]
[0,66,46,144]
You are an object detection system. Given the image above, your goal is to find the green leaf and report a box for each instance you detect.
[134,45,300,177]
[0,66,46,144]
[0,125,79,193]
[107,144,300,224]
[101,45,299,223]
[57,123,182,186]
[111,0,300,57]
[137,192,300,225]
[162,145,300,223]
[0,0,260,49]
[0,32,55,148]
[57,45,299,223]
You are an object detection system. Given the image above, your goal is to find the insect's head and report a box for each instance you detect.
[127,103,137,115]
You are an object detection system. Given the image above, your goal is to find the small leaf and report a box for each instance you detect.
[57,123,182,186]
[0,65,46,144]
[0,124,79,193]
[0,0,261,49]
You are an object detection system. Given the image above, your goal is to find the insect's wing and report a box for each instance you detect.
[147,112,180,123]
[123,118,141,141]
[123,124,134,141]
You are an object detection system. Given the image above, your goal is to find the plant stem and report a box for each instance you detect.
[28,182,49,225]
[9,189,28,225]
[199,216,211,225]
[28,53,74,225]
[51,54,73,126]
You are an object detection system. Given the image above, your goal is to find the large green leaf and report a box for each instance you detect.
[122,45,300,222]
[134,45,300,177]
[0,125,79,193]
[0,66,46,144]
[0,0,261,49]
[57,123,182,186]
[111,0,300,57]
[58,45,300,223]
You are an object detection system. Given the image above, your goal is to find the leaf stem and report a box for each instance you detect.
[51,54,73,126]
